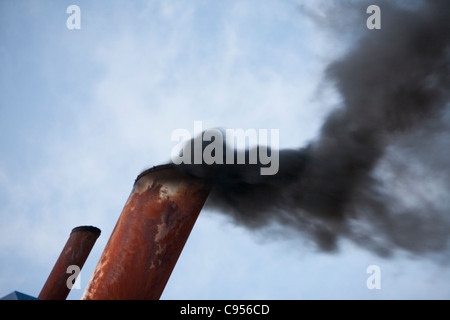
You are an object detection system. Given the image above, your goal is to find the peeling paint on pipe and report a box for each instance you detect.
[82,164,210,300]
[38,226,101,300]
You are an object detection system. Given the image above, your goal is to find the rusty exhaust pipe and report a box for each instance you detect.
[82,164,210,300]
[38,226,101,300]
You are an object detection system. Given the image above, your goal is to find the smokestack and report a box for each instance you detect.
[82,164,210,300]
[38,226,101,300]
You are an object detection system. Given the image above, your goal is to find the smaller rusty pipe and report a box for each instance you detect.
[38,226,101,300]
[82,164,210,300]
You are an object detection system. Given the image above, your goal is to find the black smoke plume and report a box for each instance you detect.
[173,0,450,257]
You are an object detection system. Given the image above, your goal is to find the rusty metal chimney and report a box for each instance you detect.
[82,164,210,300]
[38,226,101,300]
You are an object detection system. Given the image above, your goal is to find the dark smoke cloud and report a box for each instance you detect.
[173,0,450,258]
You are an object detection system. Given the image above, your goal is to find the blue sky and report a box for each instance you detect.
[1,0,449,300]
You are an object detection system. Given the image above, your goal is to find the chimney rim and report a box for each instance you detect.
[135,163,176,183]
[71,226,101,237]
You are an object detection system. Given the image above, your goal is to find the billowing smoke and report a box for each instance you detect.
[173,0,450,257]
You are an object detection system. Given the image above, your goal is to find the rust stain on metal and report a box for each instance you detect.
[82,164,210,300]
[38,226,101,300]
